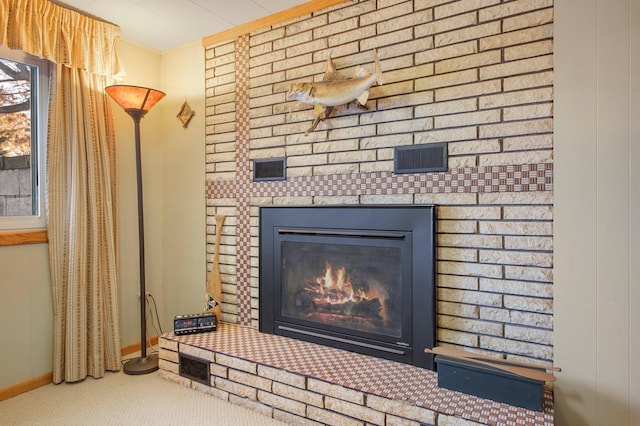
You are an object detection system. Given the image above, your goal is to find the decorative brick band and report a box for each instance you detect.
[234,34,252,326]
[205,163,553,200]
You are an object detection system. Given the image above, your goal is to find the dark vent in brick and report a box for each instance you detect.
[253,158,286,181]
[179,353,209,385]
[394,143,448,174]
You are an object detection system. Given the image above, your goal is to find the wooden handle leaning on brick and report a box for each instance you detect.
[205,214,226,320]
[425,348,557,383]
[428,346,561,372]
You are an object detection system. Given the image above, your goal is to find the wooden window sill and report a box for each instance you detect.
[0,230,48,246]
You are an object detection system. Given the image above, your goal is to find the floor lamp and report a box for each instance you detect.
[106,84,165,375]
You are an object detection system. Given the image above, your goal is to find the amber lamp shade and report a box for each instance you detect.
[106,85,165,113]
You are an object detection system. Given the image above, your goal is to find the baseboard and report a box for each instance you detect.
[0,335,160,401]
[0,372,53,402]
[121,335,160,357]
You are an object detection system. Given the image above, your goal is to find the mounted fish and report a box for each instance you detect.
[287,50,384,135]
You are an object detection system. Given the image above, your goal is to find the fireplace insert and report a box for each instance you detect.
[259,205,436,369]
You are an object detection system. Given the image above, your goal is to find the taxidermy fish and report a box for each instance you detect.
[287,49,384,135]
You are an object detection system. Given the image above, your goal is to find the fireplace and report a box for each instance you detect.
[259,205,436,370]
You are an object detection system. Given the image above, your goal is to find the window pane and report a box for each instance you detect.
[0,57,35,217]
[0,46,47,230]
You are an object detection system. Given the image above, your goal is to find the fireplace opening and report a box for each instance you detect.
[260,205,436,370]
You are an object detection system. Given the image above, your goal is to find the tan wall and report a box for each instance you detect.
[554,0,640,425]
[159,41,207,325]
[0,243,51,388]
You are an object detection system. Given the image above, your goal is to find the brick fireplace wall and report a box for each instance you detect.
[204,0,554,366]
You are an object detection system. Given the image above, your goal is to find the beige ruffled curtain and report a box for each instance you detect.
[1,0,125,383]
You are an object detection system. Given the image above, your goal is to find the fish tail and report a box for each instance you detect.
[374,49,383,86]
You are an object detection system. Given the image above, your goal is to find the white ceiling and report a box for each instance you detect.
[58,0,308,52]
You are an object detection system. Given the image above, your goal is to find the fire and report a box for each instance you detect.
[313,262,368,305]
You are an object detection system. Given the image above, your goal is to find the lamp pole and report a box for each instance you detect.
[125,109,157,373]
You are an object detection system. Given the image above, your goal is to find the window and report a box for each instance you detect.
[0,45,49,230]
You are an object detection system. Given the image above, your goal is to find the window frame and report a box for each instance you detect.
[0,45,49,231]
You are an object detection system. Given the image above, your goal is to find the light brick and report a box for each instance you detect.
[438,315,503,336]
[215,353,257,374]
[436,80,502,102]
[479,278,552,298]
[436,220,478,234]
[159,337,178,352]
[480,87,552,109]
[479,221,552,236]
[503,8,553,32]
[158,359,179,375]
[438,205,501,220]
[360,1,414,26]
[437,329,479,347]
[435,21,501,47]
[307,406,364,426]
[437,233,503,249]
[505,265,553,283]
[416,69,477,92]
[505,40,553,61]
[438,288,502,307]
[436,50,501,74]
[485,25,554,55]
[437,413,485,425]
[367,395,436,424]
[275,410,323,426]
[504,236,553,251]
[438,247,478,262]
[378,10,433,34]
[437,301,480,318]
[229,369,272,391]
[215,377,257,400]
[479,249,553,267]
[479,191,553,205]
[416,41,477,65]
[503,134,553,151]
[258,390,306,416]
[273,382,324,407]
[434,0,501,20]
[308,379,364,404]
[480,336,552,360]
[180,345,215,362]
[480,55,553,81]
[415,126,478,144]
[325,396,385,425]
[438,260,503,279]
[438,274,479,290]
[479,0,553,22]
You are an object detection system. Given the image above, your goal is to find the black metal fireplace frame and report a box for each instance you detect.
[259,205,436,370]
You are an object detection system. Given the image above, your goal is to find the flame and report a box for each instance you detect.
[310,262,374,306]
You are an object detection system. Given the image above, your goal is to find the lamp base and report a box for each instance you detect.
[123,353,159,375]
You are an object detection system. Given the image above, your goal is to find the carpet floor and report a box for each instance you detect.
[0,369,289,426]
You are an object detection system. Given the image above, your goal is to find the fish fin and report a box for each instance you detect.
[314,103,326,118]
[323,52,337,81]
[305,115,322,135]
[373,49,383,85]
[357,91,369,106]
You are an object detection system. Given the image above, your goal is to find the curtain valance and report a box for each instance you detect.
[0,0,124,77]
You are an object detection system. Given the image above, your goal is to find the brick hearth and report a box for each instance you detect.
[159,324,553,426]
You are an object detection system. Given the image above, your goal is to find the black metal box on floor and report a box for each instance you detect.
[435,355,544,412]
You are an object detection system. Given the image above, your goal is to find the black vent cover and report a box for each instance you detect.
[179,353,210,385]
[394,143,448,174]
[253,158,286,181]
